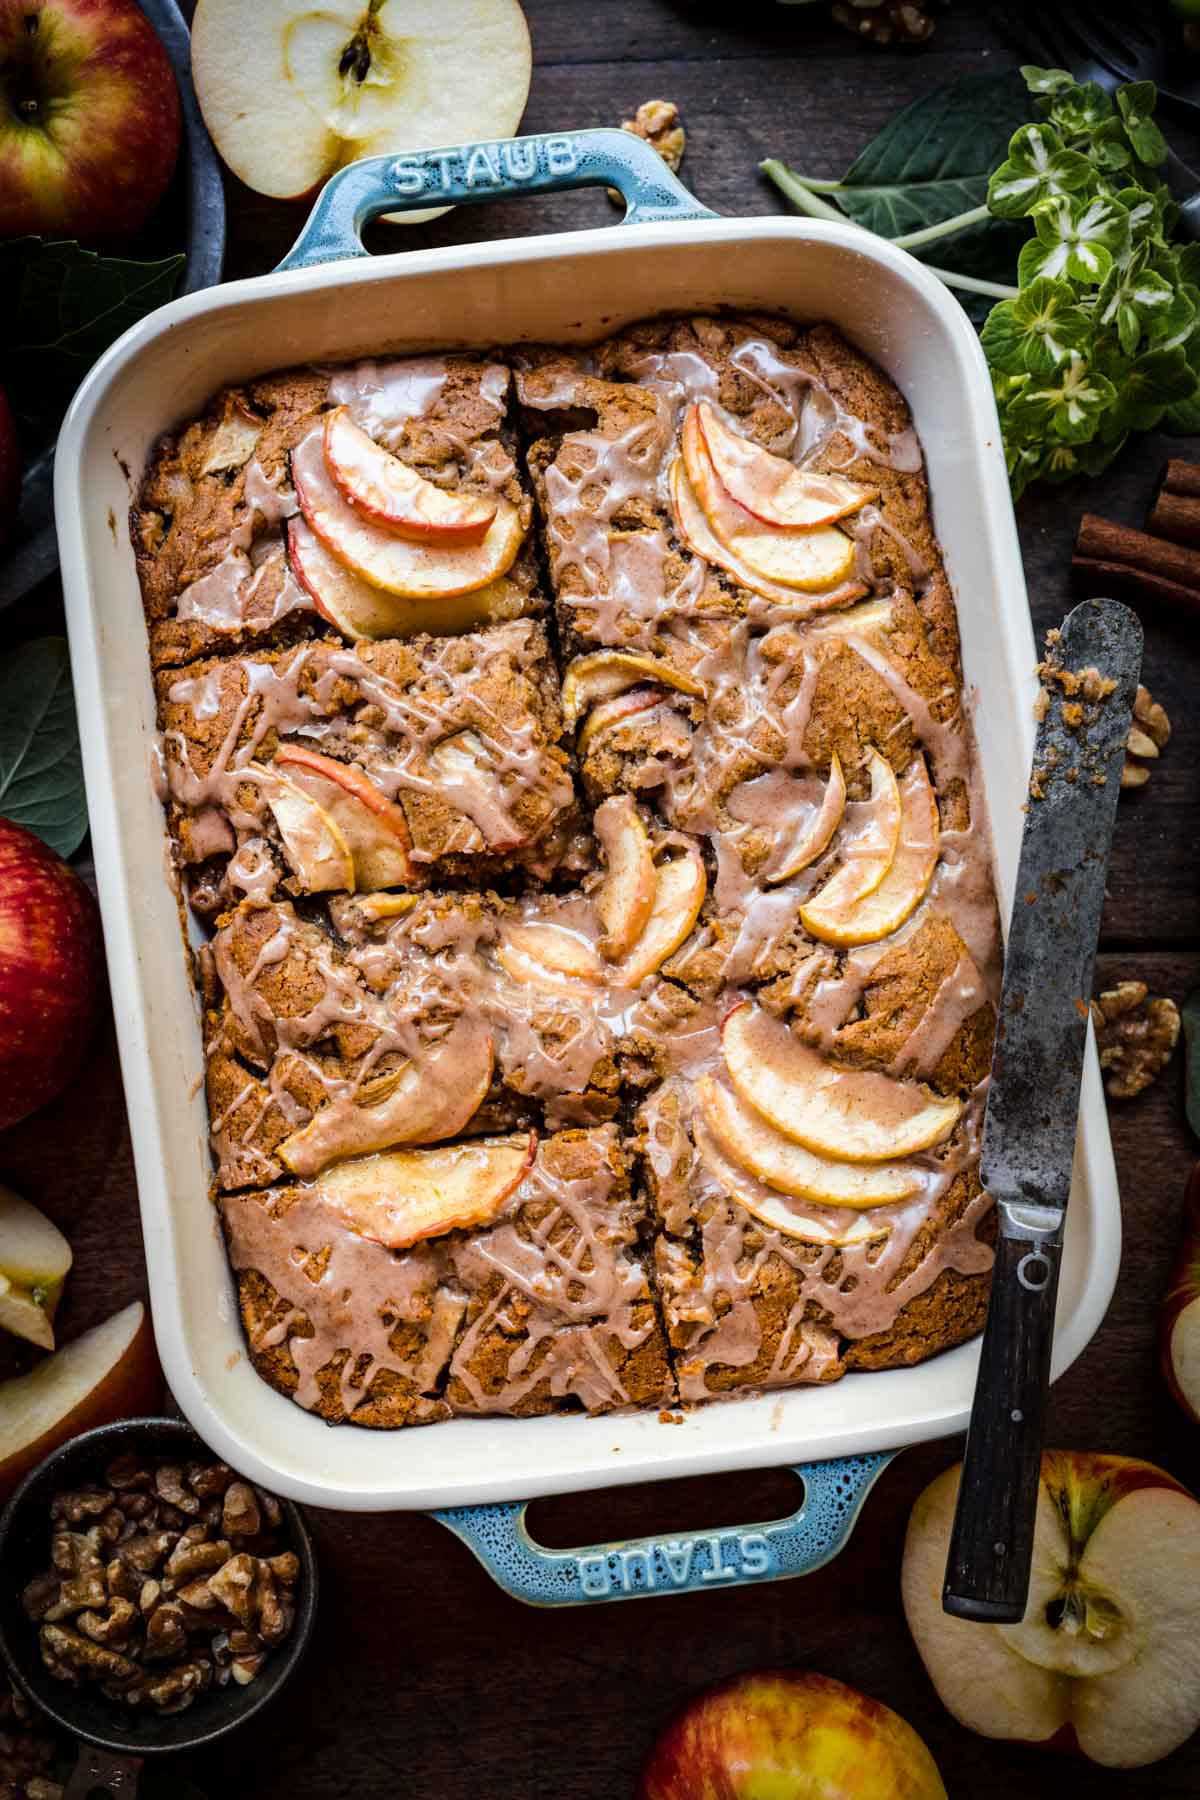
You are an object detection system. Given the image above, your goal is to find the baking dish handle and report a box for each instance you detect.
[276,127,718,272]
[430,1452,895,1606]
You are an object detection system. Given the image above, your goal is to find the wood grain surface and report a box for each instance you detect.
[3,4,1200,1795]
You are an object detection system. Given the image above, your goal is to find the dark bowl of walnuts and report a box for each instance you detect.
[0,1417,317,1760]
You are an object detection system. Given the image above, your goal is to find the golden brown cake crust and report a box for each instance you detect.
[138,314,1002,1429]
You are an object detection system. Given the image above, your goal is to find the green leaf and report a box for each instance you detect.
[1117,82,1169,166]
[980,277,1091,376]
[1099,344,1192,432]
[1165,389,1200,433]
[1020,193,1129,286]
[1096,261,1175,357]
[833,69,1036,238]
[1007,354,1117,442]
[0,639,88,857]
[0,238,185,423]
[988,125,1092,219]
[1183,983,1200,1141]
[1021,66,1076,98]
[1047,81,1116,138]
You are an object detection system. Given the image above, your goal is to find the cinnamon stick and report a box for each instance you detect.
[1072,555,1200,616]
[1148,460,1200,549]
[1076,512,1200,591]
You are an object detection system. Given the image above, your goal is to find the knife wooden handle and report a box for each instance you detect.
[942,1225,1063,1622]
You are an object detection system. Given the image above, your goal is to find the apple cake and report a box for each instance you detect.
[134,311,1002,1428]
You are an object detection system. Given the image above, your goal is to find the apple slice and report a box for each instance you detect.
[273,744,415,889]
[903,1454,1200,1770]
[696,400,875,527]
[698,1076,922,1208]
[428,731,525,852]
[288,516,516,642]
[680,408,858,594]
[692,1112,882,1249]
[577,686,671,756]
[801,754,939,947]
[254,762,356,892]
[0,1301,162,1502]
[808,596,895,643]
[722,1002,961,1162]
[191,0,532,220]
[346,892,420,924]
[314,1131,536,1250]
[495,922,604,988]
[594,796,656,960]
[292,430,525,599]
[0,1187,73,1352]
[561,651,706,732]
[670,456,867,613]
[766,751,847,885]
[1161,1162,1200,1426]
[616,844,707,987]
[324,406,496,544]
[796,747,902,934]
[278,1013,493,1176]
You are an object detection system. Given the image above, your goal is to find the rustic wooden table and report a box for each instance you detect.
[3,3,1199,1794]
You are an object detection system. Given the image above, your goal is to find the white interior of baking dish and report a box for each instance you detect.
[56,218,1121,1509]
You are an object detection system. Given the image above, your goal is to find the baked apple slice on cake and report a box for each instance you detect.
[722,1003,961,1163]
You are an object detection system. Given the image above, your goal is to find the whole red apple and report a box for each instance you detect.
[0,0,181,241]
[0,818,102,1132]
[1161,1161,1200,1426]
[638,1670,947,1800]
[0,388,19,549]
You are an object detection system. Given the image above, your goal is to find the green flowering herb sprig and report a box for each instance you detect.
[764,69,1200,499]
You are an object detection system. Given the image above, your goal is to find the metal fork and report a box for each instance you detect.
[1000,2,1200,239]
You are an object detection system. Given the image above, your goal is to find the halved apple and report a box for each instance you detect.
[722,1002,962,1163]
[278,1013,493,1176]
[766,751,846,885]
[292,430,525,599]
[616,844,707,986]
[273,744,416,890]
[561,650,706,732]
[1,1302,162,1502]
[696,400,875,528]
[698,1075,922,1207]
[314,1132,536,1251]
[254,762,356,892]
[802,754,939,947]
[680,409,858,594]
[0,1186,73,1352]
[669,456,866,612]
[594,795,656,960]
[495,921,604,988]
[324,406,496,544]
[796,747,902,932]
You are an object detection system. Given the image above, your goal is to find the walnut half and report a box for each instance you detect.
[1091,980,1181,1098]
[1122,685,1171,790]
[608,100,686,206]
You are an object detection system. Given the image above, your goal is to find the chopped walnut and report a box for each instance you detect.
[1122,685,1171,790]
[23,1453,301,1718]
[608,99,686,205]
[831,0,938,45]
[1090,980,1181,1098]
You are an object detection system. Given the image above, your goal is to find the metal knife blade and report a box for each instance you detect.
[943,597,1142,1624]
[982,596,1143,1226]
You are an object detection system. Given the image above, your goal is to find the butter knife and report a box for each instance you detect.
[942,597,1142,1623]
